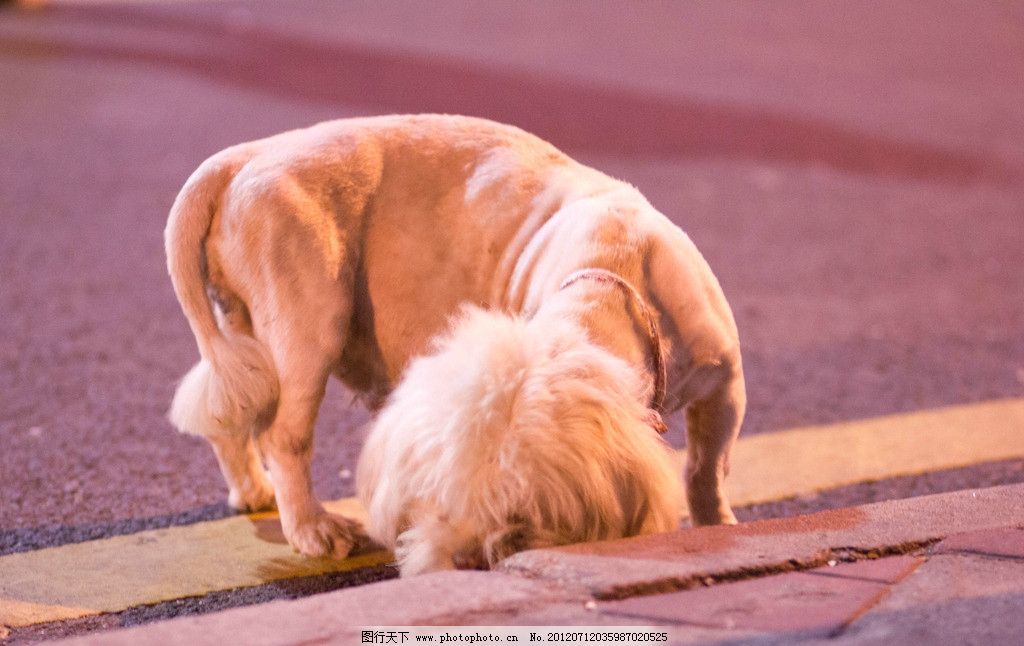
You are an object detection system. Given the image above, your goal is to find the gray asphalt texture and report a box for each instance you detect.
[1,1,1023,634]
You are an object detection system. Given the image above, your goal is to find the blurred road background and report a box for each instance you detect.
[1,0,1022,595]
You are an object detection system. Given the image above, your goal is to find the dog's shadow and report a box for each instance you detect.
[250,516,289,546]
[248,514,395,591]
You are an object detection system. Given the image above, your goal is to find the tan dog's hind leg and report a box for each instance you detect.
[209,430,275,512]
[249,258,362,559]
[684,365,746,526]
[171,354,277,512]
[205,296,276,513]
[260,378,361,558]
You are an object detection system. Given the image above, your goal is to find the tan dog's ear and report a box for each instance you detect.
[645,409,668,435]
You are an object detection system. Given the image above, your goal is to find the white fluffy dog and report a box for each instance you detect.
[165,114,745,561]
[357,305,682,575]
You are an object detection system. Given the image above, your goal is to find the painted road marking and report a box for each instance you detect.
[2,398,1022,628]
[726,397,1024,506]
[0,498,388,628]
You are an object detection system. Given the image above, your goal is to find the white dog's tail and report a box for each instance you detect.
[164,155,279,438]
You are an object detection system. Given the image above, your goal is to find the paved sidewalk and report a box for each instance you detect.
[46,483,1023,645]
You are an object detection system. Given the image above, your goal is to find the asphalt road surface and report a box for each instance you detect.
[2,0,1023,553]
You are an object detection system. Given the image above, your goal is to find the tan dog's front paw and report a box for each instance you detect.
[285,512,362,559]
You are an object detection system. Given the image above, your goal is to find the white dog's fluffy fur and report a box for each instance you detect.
[357,306,683,575]
[164,114,744,563]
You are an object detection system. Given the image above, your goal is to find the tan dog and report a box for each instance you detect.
[165,114,744,559]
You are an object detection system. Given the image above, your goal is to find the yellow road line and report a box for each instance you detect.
[2,398,1022,628]
[0,499,388,628]
[726,397,1024,507]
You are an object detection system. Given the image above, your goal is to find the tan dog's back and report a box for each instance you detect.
[208,115,621,394]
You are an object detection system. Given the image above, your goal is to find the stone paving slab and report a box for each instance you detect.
[598,556,921,638]
[498,483,1024,599]
[828,552,1024,644]
[54,571,581,646]
[801,554,922,585]
[433,549,1024,646]
[455,601,772,645]
[929,526,1024,559]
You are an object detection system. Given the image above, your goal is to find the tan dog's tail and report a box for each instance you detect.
[164,155,279,438]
